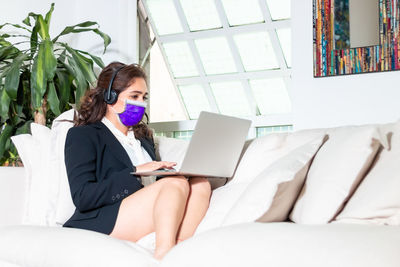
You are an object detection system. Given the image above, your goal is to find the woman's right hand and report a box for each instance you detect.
[135,161,177,172]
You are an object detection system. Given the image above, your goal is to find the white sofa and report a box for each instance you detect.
[1,117,400,267]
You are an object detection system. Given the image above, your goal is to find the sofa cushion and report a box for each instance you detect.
[11,123,56,226]
[335,122,400,225]
[161,223,400,267]
[0,167,27,226]
[52,109,76,226]
[0,225,159,267]
[290,125,383,224]
[222,135,326,226]
[195,128,326,234]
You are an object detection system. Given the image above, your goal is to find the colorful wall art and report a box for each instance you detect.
[313,0,400,77]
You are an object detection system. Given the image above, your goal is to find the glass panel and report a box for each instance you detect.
[249,78,291,115]
[195,37,237,75]
[276,28,292,67]
[256,125,293,137]
[265,0,291,20]
[179,0,222,31]
[234,32,279,71]
[210,81,252,117]
[154,132,174,138]
[174,130,194,140]
[163,42,199,78]
[146,0,183,35]
[178,84,212,119]
[150,42,187,122]
[221,0,264,26]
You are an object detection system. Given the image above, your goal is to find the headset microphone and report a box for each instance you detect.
[104,66,125,105]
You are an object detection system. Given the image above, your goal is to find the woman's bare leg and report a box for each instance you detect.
[176,177,211,243]
[153,177,189,259]
[109,176,189,259]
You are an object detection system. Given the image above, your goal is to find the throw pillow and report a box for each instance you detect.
[221,135,327,226]
[195,128,326,234]
[11,123,53,226]
[334,122,400,225]
[290,125,384,224]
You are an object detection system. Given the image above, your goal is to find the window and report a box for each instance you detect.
[139,0,292,137]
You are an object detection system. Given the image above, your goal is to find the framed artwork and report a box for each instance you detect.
[313,0,400,77]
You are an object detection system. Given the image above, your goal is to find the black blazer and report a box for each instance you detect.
[63,121,156,234]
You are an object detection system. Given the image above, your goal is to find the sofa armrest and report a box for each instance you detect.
[0,167,27,226]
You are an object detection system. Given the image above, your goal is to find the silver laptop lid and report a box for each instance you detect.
[179,111,251,178]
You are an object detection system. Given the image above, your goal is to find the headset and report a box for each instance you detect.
[103,66,125,105]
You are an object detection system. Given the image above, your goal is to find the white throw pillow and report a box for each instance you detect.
[0,225,158,267]
[334,122,400,225]
[10,134,35,224]
[222,135,326,226]
[51,109,76,226]
[195,129,326,234]
[16,123,53,226]
[230,128,326,185]
[290,125,383,224]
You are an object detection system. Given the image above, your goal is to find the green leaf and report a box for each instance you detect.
[45,3,55,26]
[56,70,72,109]
[0,124,13,159]
[0,87,11,122]
[0,23,31,33]
[30,21,39,56]
[66,46,96,84]
[93,29,111,54]
[76,50,105,68]
[22,16,31,26]
[43,40,57,80]
[65,57,88,108]
[15,120,32,135]
[0,46,20,61]
[4,53,28,100]
[37,15,50,40]
[52,21,98,42]
[47,81,60,116]
[31,42,48,110]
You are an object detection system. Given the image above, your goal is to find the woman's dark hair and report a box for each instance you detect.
[74,62,153,140]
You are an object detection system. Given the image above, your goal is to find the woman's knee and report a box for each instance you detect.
[161,176,190,195]
[189,177,211,197]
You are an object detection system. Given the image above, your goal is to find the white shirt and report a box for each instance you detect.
[101,117,153,167]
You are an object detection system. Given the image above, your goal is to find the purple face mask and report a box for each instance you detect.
[114,99,147,127]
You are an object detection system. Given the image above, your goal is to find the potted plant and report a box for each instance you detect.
[0,3,110,166]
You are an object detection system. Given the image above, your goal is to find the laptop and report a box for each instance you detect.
[132,111,251,178]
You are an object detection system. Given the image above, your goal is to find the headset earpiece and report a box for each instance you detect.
[104,66,125,105]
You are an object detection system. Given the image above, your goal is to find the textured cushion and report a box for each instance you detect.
[0,225,159,267]
[161,223,400,267]
[290,125,383,224]
[222,135,326,226]
[335,122,400,225]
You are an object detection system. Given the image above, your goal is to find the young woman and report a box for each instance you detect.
[63,62,212,260]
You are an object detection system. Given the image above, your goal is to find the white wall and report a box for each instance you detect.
[291,0,400,130]
[0,0,137,65]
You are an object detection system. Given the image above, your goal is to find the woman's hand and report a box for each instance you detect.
[136,161,177,172]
